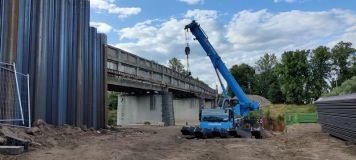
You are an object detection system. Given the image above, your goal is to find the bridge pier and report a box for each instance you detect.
[199,95,205,108]
[116,92,213,126]
[161,91,175,126]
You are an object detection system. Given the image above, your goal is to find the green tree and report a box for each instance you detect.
[267,77,284,103]
[308,46,332,100]
[228,63,256,96]
[168,57,186,73]
[255,53,278,73]
[324,76,356,96]
[331,41,356,87]
[351,54,356,76]
[108,91,119,110]
[276,50,309,104]
[254,53,283,103]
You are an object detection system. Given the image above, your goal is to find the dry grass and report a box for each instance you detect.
[263,104,316,119]
[254,104,316,131]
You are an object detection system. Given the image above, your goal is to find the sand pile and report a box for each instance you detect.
[247,95,272,109]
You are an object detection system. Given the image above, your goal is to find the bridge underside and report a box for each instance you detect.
[108,83,204,99]
[106,45,217,126]
[107,73,216,100]
[108,81,216,126]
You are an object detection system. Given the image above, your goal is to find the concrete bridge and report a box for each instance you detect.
[105,45,217,126]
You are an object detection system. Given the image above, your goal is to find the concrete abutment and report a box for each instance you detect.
[117,92,213,126]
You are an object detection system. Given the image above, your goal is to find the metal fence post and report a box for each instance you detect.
[27,74,31,128]
[13,63,25,125]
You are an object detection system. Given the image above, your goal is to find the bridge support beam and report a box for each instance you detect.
[161,91,175,126]
[199,95,205,109]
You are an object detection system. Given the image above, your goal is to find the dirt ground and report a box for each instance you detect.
[0,123,355,160]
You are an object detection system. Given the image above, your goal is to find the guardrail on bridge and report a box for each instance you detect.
[106,45,217,98]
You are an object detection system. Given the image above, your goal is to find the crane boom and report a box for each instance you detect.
[185,20,259,116]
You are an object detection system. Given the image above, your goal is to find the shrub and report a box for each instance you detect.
[325,76,356,96]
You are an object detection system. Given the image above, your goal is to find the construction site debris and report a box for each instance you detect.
[0,146,24,155]
[0,136,6,144]
[33,119,47,128]
[26,127,40,135]
[0,124,355,160]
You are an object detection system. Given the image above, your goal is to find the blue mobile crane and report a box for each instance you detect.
[181,20,262,139]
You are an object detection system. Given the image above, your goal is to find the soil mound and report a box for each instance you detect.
[247,95,271,109]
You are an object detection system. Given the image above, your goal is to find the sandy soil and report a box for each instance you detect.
[1,124,355,160]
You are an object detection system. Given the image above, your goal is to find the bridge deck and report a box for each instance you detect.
[106,45,217,99]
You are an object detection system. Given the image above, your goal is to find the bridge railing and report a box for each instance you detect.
[106,45,216,96]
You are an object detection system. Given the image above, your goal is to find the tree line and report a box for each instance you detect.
[228,41,356,104]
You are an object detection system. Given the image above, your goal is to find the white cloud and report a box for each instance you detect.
[116,18,191,58]
[114,9,356,90]
[328,26,356,46]
[226,9,356,53]
[90,0,141,18]
[185,9,218,21]
[273,0,298,3]
[90,22,113,33]
[179,0,204,5]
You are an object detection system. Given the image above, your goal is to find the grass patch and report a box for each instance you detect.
[108,109,117,126]
[249,104,316,119]
[250,104,317,131]
[263,104,316,119]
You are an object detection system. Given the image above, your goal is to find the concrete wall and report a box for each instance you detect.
[117,94,162,125]
[117,94,211,126]
[205,101,213,108]
[173,98,200,125]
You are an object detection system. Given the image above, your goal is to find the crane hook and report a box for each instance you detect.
[185,45,190,55]
[184,29,192,77]
[185,44,191,76]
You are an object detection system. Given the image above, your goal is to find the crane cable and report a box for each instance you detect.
[184,29,191,76]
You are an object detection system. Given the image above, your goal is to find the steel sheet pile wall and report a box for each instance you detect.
[0,0,107,128]
[315,94,356,144]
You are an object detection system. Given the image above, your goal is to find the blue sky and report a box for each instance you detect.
[90,0,356,90]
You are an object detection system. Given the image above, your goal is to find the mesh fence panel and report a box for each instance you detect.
[0,62,30,127]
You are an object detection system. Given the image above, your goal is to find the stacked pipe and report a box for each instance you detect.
[315,94,356,144]
[0,0,107,128]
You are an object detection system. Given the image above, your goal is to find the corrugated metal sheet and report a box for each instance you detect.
[0,0,107,128]
[315,94,356,144]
